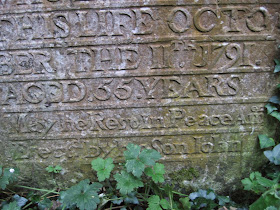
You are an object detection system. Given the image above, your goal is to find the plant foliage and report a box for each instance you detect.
[242,133,280,209]
[144,163,165,183]
[274,59,280,73]
[147,195,169,210]
[241,172,275,194]
[259,134,276,149]
[264,144,280,165]
[0,167,18,190]
[124,143,161,177]
[1,201,21,210]
[60,179,102,210]
[240,53,280,209]
[91,157,115,182]
[114,170,144,194]
[45,165,62,174]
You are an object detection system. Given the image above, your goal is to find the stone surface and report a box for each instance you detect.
[0,0,280,192]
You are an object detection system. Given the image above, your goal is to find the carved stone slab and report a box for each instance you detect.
[0,0,279,192]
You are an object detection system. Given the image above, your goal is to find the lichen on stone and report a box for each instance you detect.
[169,167,200,182]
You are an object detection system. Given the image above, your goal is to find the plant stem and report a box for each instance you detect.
[106,179,113,191]
[6,188,16,194]
[169,191,173,209]
[47,194,60,199]
[62,204,66,210]
[145,182,151,198]
[14,185,60,195]
[41,191,53,198]
[1,191,12,195]
[158,187,188,197]
[105,206,126,210]
[22,202,33,210]
[136,192,146,200]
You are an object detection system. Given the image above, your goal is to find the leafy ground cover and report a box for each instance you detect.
[1,137,279,210]
[0,143,238,210]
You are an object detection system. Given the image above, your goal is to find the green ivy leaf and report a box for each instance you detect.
[264,151,274,163]
[269,96,280,105]
[270,111,280,122]
[264,144,280,165]
[124,192,139,204]
[241,172,267,194]
[114,170,143,195]
[0,168,19,190]
[60,179,102,210]
[265,206,278,210]
[124,144,145,177]
[91,158,115,182]
[38,198,52,210]
[2,201,21,210]
[46,165,62,173]
[274,59,280,73]
[4,168,19,183]
[139,149,162,166]
[266,103,278,115]
[147,195,170,210]
[124,144,161,177]
[111,195,123,205]
[191,197,218,209]
[259,135,275,149]
[144,163,165,183]
[46,166,54,173]
[272,144,280,165]
[159,199,170,209]
[179,197,191,210]
[250,194,280,210]
[241,178,252,191]
[124,144,141,160]
[13,194,28,207]
[257,176,275,188]
[0,176,9,190]
[54,165,62,173]
[27,192,41,203]
[217,195,231,206]
[125,159,145,178]
[147,195,163,210]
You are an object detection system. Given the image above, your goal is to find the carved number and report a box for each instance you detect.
[114,78,133,100]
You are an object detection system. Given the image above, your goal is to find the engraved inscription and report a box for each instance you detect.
[0,6,276,45]
[0,1,279,191]
[3,105,264,139]
[0,41,275,80]
[0,73,273,111]
[5,134,244,162]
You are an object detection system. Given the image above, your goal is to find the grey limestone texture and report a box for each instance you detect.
[0,0,280,192]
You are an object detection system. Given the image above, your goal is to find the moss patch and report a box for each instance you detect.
[169,167,200,182]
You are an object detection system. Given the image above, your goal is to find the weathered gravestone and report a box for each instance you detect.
[0,0,280,192]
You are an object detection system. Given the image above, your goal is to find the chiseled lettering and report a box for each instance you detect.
[167,8,191,33]
[150,45,171,69]
[62,81,86,103]
[133,8,155,35]
[53,13,70,38]
[246,7,269,32]
[193,7,219,32]
[222,7,246,32]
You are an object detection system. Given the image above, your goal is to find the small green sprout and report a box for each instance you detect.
[45,165,63,174]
